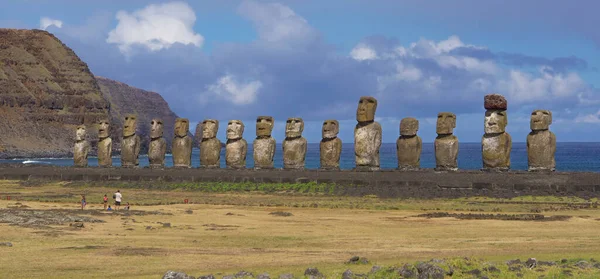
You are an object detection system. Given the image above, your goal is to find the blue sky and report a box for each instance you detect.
[2,0,600,143]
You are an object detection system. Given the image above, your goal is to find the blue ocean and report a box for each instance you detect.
[2,142,600,172]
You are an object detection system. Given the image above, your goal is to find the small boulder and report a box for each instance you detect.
[342,269,353,279]
[304,268,323,279]
[369,266,382,274]
[235,270,254,278]
[199,275,215,279]
[162,271,195,279]
[70,222,84,228]
[257,273,270,279]
[163,223,171,228]
[0,242,13,247]
[525,258,537,269]
[415,262,445,279]
[575,260,592,269]
[483,266,500,273]
[278,274,294,279]
[222,276,235,279]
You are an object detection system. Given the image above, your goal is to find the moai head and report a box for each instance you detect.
[201,119,219,139]
[98,118,110,139]
[226,120,244,140]
[484,94,508,134]
[356,96,378,122]
[285,117,304,138]
[256,116,274,137]
[75,125,86,141]
[400,117,419,137]
[150,118,164,139]
[530,109,552,131]
[322,119,339,139]
[123,114,137,137]
[436,112,456,135]
[174,118,189,137]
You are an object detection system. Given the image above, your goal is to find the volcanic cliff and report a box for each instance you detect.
[0,29,180,158]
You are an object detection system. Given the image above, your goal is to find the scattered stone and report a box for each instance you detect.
[346,256,369,264]
[575,260,592,269]
[162,271,195,279]
[594,263,600,269]
[397,264,417,278]
[538,261,556,266]
[466,269,481,276]
[146,226,153,230]
[525,258,537,269]
[185,209,193,214]
[304,268,323,279]
[0,242,13,247]
[222,276,234,279]
[256,273,270,279]
[483,266,500,273]
[342,269,353,279]
[235,270,254,278]
[163,223,171,228]
[561,259,568,264]
[369,266,382,274]
[269,211,293,217]
[278,274,294,279]
[416,262,445,279]
[226,212,235,216]
[507,259,522,266]
[199,275,215,279]
[69,222,84,228]
[509,266,522,272]
[0,209,104,228]
[562,269,573,277]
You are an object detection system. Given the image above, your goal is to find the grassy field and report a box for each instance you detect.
[1,180,600,278]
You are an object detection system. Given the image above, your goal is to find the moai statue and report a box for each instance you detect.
[527,110,556,171]
[172,118,192,168]
[283,117,307,169]
[148,118,166,168]
[225,120,247,169]
[73,125,90,167]
[434,112,459,171]
[482,94,511,171]
[120,114,141,168]
[97,118,112,167]
[320,120,342,170]
[354,96,382,170]
[253,116,276,169]
[397,117,422,170]
[199,119,221,168]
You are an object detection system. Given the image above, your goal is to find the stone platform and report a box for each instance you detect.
[1,164,600,199]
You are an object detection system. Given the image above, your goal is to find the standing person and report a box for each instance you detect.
[81,194,86,210]
[114,190,122,210]
[103,194,108,210]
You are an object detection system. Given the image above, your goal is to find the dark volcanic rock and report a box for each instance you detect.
[0,28,110,159]
[162,271,195,279]
[484,94,507,110]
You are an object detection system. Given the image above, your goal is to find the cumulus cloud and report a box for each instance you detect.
[202,75,263,106]
[350,43,378,61]
[575,110,600,124]
[106,1,204,56]
[39,17,63,30]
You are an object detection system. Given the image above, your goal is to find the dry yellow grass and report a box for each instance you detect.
[1,181,600,278]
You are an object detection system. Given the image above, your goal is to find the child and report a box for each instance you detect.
[124,202,130,210]
[107,205,112,211]
[103,194,108,210]
[81,195,86,210]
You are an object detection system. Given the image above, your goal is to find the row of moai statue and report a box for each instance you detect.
[73,94,556,171]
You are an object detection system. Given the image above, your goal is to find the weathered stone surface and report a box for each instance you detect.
[397,118,422,170]
[435,112,458,171]
[527,110,556,171]
[320,119,342,170]
[162,271,195,279]
[73,125,90,167]
[172,118,192,168]
[226,120,247,169]
[283,118,307,169]
[483,98,511,170]
[484,93,507,110]
[254,116,276,169]
[97,119,112,167]
[355,96,381,170]
[148,119,166,168]
[121,114,141,167]
[199,119,221,168]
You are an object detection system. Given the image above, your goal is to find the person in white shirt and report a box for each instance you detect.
[114,190,122,210]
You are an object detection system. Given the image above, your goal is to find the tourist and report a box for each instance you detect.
[103,194,108,210]
[80,194,86,210]
[107,205,112,211]
[114,190,122,210]
[124,202,130,210]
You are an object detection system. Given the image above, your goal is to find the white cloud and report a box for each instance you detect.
[499,67,587,103]
[106,2,204,56]
[575,110,600,124]
[39,17,63,30]
[237,0,318,47]
[350,43,378,61]
[203,75,263,105]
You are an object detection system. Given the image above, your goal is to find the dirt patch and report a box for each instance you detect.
[269,211,293,217]
[113,247,167,256]
[61,245,104,250]
[0,209,105,228]
[202,223,240,231]
[415,212,572,221]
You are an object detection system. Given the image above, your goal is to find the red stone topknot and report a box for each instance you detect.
[484,94,507,110]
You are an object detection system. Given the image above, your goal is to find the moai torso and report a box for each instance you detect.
[320,138,342,169]
[97,137,113,167]
[73,125,89,167]
[200,138,221,168]
[527,109,555,171]
[121,135,141,167]
[354,96,381,170]
[435,135,459,170]
[226,139,247,169]
[253,137,276,169]
[283,117,307,169]
[173,118,192,168]
[397,117,421,170]
[148,138,166,168]
[253,116,276,169]
[482,133,511,169]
